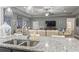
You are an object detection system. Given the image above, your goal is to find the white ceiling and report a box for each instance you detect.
[14,6,79,17]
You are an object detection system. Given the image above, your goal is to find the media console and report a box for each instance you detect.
[29,30,59,36]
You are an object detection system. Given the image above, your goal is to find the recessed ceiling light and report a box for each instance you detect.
[6,8,12,12]
[64,10,67,12]
[27,6,32,10]
[45,13,49,16]
[5,7,13,16]
[24,7,26,8]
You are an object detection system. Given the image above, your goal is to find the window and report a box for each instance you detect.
[17,16,23,29]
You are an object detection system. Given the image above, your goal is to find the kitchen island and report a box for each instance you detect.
[0,35,79,52]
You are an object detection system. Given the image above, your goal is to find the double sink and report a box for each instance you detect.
[3,39,39,47]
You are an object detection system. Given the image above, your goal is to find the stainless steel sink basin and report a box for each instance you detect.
[20,40,39,47]
[3,39,26,45]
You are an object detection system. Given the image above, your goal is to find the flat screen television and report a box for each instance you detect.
[46,21,56,27]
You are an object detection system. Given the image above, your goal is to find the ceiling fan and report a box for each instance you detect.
[43,7,55,16]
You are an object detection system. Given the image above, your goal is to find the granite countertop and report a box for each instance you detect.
[0,35,79,52]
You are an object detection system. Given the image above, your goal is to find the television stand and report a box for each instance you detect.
[46,27,56,30]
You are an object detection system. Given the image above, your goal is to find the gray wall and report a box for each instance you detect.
[16,15,31,28]
[22,17,31,27]
[75,15,79,34]
[11,13,31,33]
[31,17,67,30]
